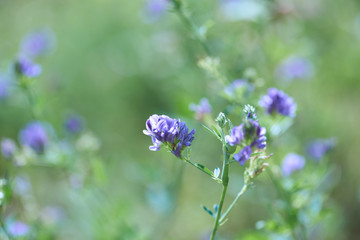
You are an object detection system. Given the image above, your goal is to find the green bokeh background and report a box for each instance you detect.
[0,0,359,239]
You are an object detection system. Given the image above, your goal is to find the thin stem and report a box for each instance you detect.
[210,128,229,240]
[181,157,222,184]
[219,183,248,224]
[210,183,227,240]
[171,0,214,57]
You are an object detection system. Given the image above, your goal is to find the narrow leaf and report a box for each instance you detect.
[195,163,214,177]
[201,124,221,140]
[201,204,214,217]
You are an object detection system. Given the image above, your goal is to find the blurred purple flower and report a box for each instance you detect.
[189,98,212,120]
[281,153,305,176]
[226,119,267,165]
[143,114,195,157]
[143,0,169,22]
[19,121,48,154]
[8,221,29,237]
[15,56,42,78]
[307,138,336,160]
[1,138,17,159]
[64,115,84,134]
[20,29,56,59]
[224,79,254,97]
[259,88,297,117]
[276,56,313,81]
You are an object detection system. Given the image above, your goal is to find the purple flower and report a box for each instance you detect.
[234,145,252,165]
[64,115,84,134]
[1,138,17,159]
[281,153,305,176]
[8,221,29,237]
[143,114,195,157]
[143,0,169,22]
[225,125,244,146]
[20,29,56,59]
[259,88,297,117]
[15,56,42,78]
[19,121,48,154]
[189,98,212,120]
[225,119,267,165]
[276,56,313,81]
[307,138,336,160]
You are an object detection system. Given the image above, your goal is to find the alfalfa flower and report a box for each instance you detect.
[7,221,30,237]
[276,56,313,81]
[259,88,297,117]
[142,0,169,23]
[281,153,305,176]
[306,138,336,160]
[143,114,195,158]
[19,121,48,154]
[15,56,42,78]
[189,98,212,120]
[64,115,84,134]
[226,118,267,165]
[20,29,56,59]
[1,138,17,159]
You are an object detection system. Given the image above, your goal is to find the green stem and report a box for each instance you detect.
[219,183,248,224]
[210,129,229,240]
[19,78,39,119]
[171,0,214,56]
[210,181,227,240]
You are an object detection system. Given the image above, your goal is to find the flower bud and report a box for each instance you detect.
[216,112,227,128]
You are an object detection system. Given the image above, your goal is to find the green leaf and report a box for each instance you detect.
[201,124,221,140]
[195,163,214,176]
[228,118,233,131]
[201,204,214,217]
[211,125,222,139]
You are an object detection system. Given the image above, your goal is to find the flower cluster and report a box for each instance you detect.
[226,119,267,165]
[259,88,297,117]
[143,114,195,157]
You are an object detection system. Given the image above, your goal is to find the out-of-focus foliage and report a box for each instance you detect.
[0,0,359,239]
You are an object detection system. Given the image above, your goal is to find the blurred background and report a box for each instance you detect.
[0,0,359,239]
